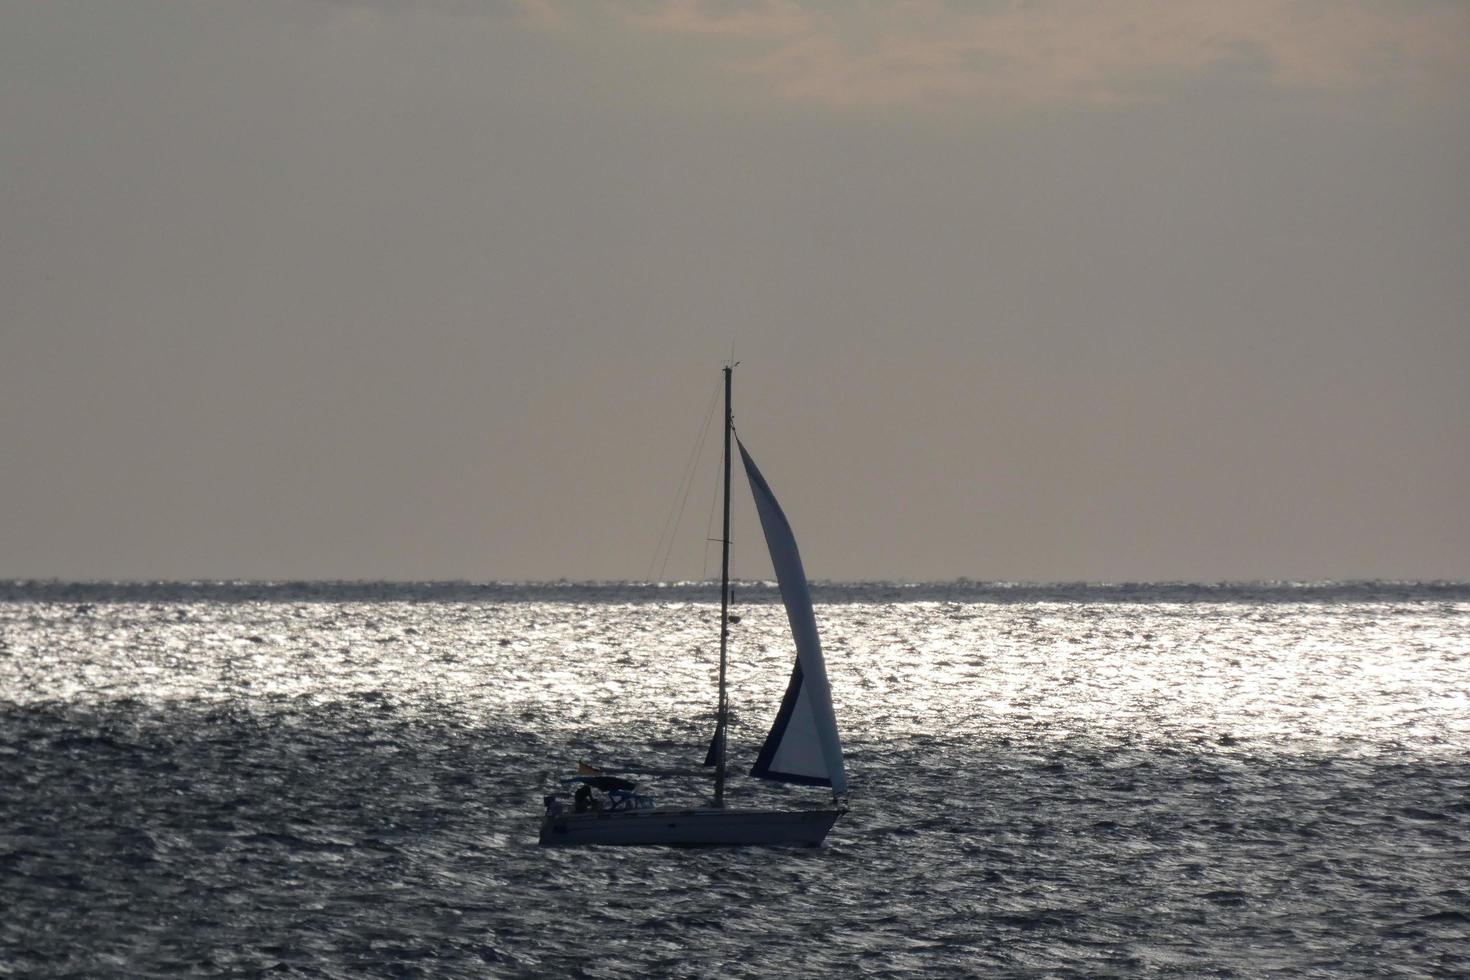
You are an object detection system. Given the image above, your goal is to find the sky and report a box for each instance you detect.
[2,0,1467,583]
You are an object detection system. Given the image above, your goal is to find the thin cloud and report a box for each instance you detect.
[528,0,1470,108]
[623,0,811,38]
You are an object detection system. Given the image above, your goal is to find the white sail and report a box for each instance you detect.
[739,440,847,795]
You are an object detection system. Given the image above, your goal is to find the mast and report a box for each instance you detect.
[713,364,733,808]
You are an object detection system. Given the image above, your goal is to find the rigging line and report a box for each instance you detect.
[701,440,721,581]
[659,386,722,583]
[648,380,718,582]
[702,415,737,581]
[647,378,721,582]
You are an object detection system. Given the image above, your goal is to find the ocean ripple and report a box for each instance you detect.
[2,583,1468,976]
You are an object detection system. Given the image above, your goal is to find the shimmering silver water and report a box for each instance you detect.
[2,582,1467,976]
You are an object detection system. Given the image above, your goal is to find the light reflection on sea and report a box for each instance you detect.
[1,582,1468,977]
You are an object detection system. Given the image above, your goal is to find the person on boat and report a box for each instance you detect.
[543,794,565,818]
[573,782,594,813]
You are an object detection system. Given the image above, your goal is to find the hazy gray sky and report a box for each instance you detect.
[3,0,1467,582]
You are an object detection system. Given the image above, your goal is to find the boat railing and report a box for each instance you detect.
[606,790,656,811]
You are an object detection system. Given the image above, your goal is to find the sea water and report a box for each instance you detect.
[2,581,1467,977]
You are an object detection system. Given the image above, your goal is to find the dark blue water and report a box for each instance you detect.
[3,582,1468,976]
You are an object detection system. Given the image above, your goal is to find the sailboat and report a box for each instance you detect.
[538,365,847,847]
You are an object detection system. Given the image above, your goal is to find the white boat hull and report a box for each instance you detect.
[538,807,842,847]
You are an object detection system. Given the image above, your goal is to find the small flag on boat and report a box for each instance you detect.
[577,760,603,775]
